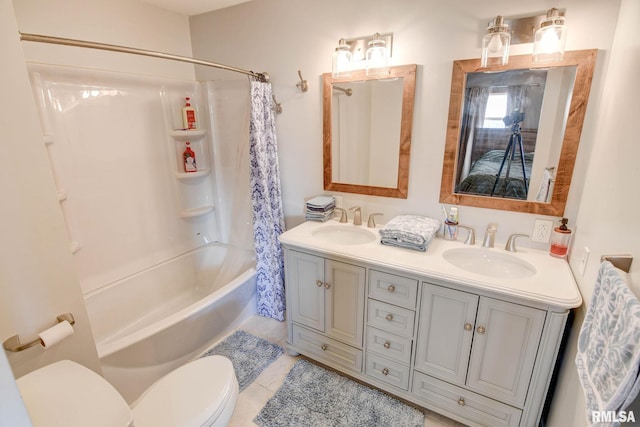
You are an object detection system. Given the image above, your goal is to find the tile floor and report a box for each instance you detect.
[226,315,466,427]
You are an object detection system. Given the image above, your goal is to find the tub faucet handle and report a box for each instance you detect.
[367,213,383,228]
[334,208,348,223]
[349,206,362,225]
[505,233,529,252]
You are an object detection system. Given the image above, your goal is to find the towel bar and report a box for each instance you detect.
[3,313,75,352]
[601,255,633,273]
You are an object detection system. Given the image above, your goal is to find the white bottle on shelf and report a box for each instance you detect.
[182,97,197,129]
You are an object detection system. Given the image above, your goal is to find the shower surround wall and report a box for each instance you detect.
[30,65,220,295]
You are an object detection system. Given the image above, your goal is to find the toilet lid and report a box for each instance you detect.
[132,355,237,427]
[16,360,134,427]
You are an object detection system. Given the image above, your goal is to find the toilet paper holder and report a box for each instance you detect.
[3,313,75,352]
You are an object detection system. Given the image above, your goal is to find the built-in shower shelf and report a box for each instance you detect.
[179,205,214,219]
[169,129,207,139]
[175,168,211,180]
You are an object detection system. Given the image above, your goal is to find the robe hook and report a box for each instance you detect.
[272,94,283,114]
[296,70,308,92]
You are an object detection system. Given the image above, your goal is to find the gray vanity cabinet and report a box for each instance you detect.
[287,250,366,372]
[413,283,546,426]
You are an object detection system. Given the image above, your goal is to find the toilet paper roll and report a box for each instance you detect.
[38,320,74,349]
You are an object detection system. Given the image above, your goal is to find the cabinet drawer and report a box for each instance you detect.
[291,324,362,373]
[367,299,415,338]
[365,353,410,391]
[366,326,412,364]
[368,270,418,309]
[412,371,522,427]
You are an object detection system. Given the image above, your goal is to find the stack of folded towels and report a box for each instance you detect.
[379,214,441,252]
[305,195,336,222]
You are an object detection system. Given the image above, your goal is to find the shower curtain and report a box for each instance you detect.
[249,80,286,321]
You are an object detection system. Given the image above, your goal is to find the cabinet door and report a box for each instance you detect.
[466,297,545,407]
[288,251,325,332]
[324,259,365,347]
[415,283,478,385]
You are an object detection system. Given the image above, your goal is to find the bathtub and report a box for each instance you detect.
[84,243,257,402]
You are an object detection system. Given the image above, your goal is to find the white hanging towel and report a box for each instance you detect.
[576,261,640,424]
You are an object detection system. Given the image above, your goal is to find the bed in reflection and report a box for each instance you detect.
[457,149,533,199]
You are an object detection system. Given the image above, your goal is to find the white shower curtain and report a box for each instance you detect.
[249,80,286,321]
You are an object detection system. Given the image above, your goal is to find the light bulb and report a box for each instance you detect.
[332,38,352,78]
[487,34,503,53]
[533,8,567,63]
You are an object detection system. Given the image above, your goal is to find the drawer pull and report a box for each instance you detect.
[458,398,465,406]
[385,314,394,321]
[464,323,472,331]
[387,285,396,293]
[324,282,332,289]
[316,280,323,287]
[382,368,389,376]
[321,344,328,351]
[476,326,486,335]
[383,341,391,349]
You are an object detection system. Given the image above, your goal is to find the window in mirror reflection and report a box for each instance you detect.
[454,67,575,203]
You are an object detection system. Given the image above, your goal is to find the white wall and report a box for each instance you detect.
[189,0,620,249]
[546,0,640,424]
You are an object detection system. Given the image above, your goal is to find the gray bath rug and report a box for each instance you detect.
[200,330,283,391]
[254,359,425,427]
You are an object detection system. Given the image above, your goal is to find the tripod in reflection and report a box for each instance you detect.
[491,115,528,197]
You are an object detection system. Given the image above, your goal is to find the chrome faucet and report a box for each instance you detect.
[367,213,383,228]
[349,206,362,225]
[456,225,476,245]
[334,207,348,223]
[505,233,529,252]
[482,223,498,248]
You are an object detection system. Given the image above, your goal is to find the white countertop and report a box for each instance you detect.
[279,220,583,310]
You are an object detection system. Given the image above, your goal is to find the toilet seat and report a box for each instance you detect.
[16,356,238,427]
[132,355,238,427]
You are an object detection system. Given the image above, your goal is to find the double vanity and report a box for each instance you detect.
[280,219,582,427]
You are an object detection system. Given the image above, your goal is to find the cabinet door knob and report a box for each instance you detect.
[382,368,389,376]
[458,398,465,406]
[383,341,391,349]
[387,285,396,293]
[464,323,472,331]
[321,344,328,351]
[385,313,394,321]
[324,282,331,289]
[476,326,486,334]
[316,280,323,287]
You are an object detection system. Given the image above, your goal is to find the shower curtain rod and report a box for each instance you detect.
[19,32,269,82]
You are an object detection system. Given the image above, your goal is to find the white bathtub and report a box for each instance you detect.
[84,243,257,402]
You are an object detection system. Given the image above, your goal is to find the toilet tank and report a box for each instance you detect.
[16,360,133,427]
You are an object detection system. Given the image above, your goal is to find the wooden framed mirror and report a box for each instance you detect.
[323,64,417,198]
[439,50,597,215]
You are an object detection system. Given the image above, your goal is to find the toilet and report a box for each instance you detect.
[15,355,238,427]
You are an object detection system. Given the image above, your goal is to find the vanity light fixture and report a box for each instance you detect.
[365,33,390,77]
[480,16,511,68]
[533,8,567,63]
[332,38,352,78]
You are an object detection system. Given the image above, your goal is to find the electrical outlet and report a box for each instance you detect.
[531,219,553,243]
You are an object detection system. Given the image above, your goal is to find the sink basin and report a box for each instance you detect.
[311,225,377,245]
[442,248,536,279]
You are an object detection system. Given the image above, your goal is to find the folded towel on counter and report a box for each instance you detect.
[305,196,335,222]
[575,261,640,422]
[379,215,441,252]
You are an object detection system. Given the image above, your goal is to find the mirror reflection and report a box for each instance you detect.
[455,67,576,202]
[440,50,597,216]
[323,64,417,199]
